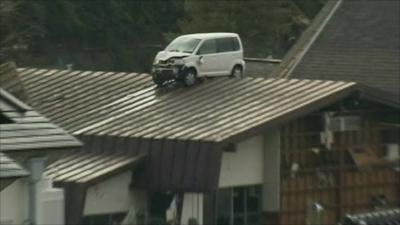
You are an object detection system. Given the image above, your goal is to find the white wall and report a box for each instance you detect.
[84,171,144,215]
[180,193,203,225]
[263,129,281,211]
[37,178,65,225]
[0,179,29,225]
[218,135,264,188]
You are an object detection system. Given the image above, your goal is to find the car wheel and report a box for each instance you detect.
[183,68,197,87]
[152,74,164,87]
[231,65,243,79]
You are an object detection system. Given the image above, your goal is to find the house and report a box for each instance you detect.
[3,64,398,224]
[272,0,399,107]
[0,88,81,225]
[266,0,400,223]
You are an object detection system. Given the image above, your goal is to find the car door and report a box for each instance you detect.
[196,39,219,76]
[216,37,236,75]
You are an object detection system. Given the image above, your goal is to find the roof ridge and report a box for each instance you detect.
[272,0,343,78]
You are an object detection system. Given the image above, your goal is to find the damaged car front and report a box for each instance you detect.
[151,36,201,86]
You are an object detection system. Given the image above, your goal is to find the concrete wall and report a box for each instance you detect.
[219,135,264,188]
[84,171,147,216]
[262,129,281,211]
[180,193,203,225]
[0,179,29,225]
[37,178,64,225]
[245,59,278,78]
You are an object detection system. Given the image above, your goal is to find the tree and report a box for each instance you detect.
[168,0,322,58]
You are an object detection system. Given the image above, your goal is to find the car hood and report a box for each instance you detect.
[155,51,191,61]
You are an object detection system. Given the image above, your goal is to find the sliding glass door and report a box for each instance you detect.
[206,185,262,225]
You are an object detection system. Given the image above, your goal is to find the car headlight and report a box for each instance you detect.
[173,58,184,65]
[168,58,184,65]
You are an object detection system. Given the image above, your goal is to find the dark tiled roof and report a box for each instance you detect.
[14,68,359,143]
[275,0,400,106]
[0,88,82,152]
[0,152,29,179]
[342,208,400,225]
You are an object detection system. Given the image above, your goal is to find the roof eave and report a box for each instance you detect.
[219,84,360,145]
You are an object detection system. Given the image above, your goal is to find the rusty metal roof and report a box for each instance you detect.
[46,149,146,186]
[0,88,82,152]
[6,68,377,191]
[0,152,29,179]
[15,68,358,143]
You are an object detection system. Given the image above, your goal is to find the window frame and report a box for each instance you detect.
[196,38,218,55]
[216,37,239,53]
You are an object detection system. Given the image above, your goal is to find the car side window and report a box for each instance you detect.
[232,37,240,51]
[197,39,217,55]
[217,38,235,52]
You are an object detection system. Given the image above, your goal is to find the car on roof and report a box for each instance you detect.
[151,32,245,87]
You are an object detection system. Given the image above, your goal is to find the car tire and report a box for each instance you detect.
[182,68,197,87]
[152,74,164,87]
[231,65,243,79]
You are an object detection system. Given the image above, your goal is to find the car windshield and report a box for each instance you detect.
[165,37,201,53]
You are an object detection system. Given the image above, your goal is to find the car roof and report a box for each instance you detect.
[178,32,239,39]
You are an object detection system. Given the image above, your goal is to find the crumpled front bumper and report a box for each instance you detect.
[152,64,184,81]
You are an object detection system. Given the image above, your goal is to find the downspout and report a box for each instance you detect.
[27,157,46,225]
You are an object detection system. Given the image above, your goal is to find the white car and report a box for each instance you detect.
[151,33,245,87]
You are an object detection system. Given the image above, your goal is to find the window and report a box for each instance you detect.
[197,39,217,55]
[166,37,201,53]
[233,38,240,51]
[329,116,361,131]
[205,185,262,225]
[217,37,240,52]
[217,38,234,52]
[216,37,240,52]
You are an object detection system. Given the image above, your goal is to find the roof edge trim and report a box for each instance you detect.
[0,88,31,112]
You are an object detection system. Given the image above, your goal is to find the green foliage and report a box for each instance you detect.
[171,0,312,57]
[0,0,325,70]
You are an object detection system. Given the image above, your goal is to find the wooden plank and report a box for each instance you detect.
[182,141,200,190]
[171,140,187,189]
[160,139,176,189]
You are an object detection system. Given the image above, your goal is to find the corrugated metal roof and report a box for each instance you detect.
[15,68,358,143]
[0,88,82,152]
[45,134,221,192]
[0,152,29,179]
[46,150,146,186]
